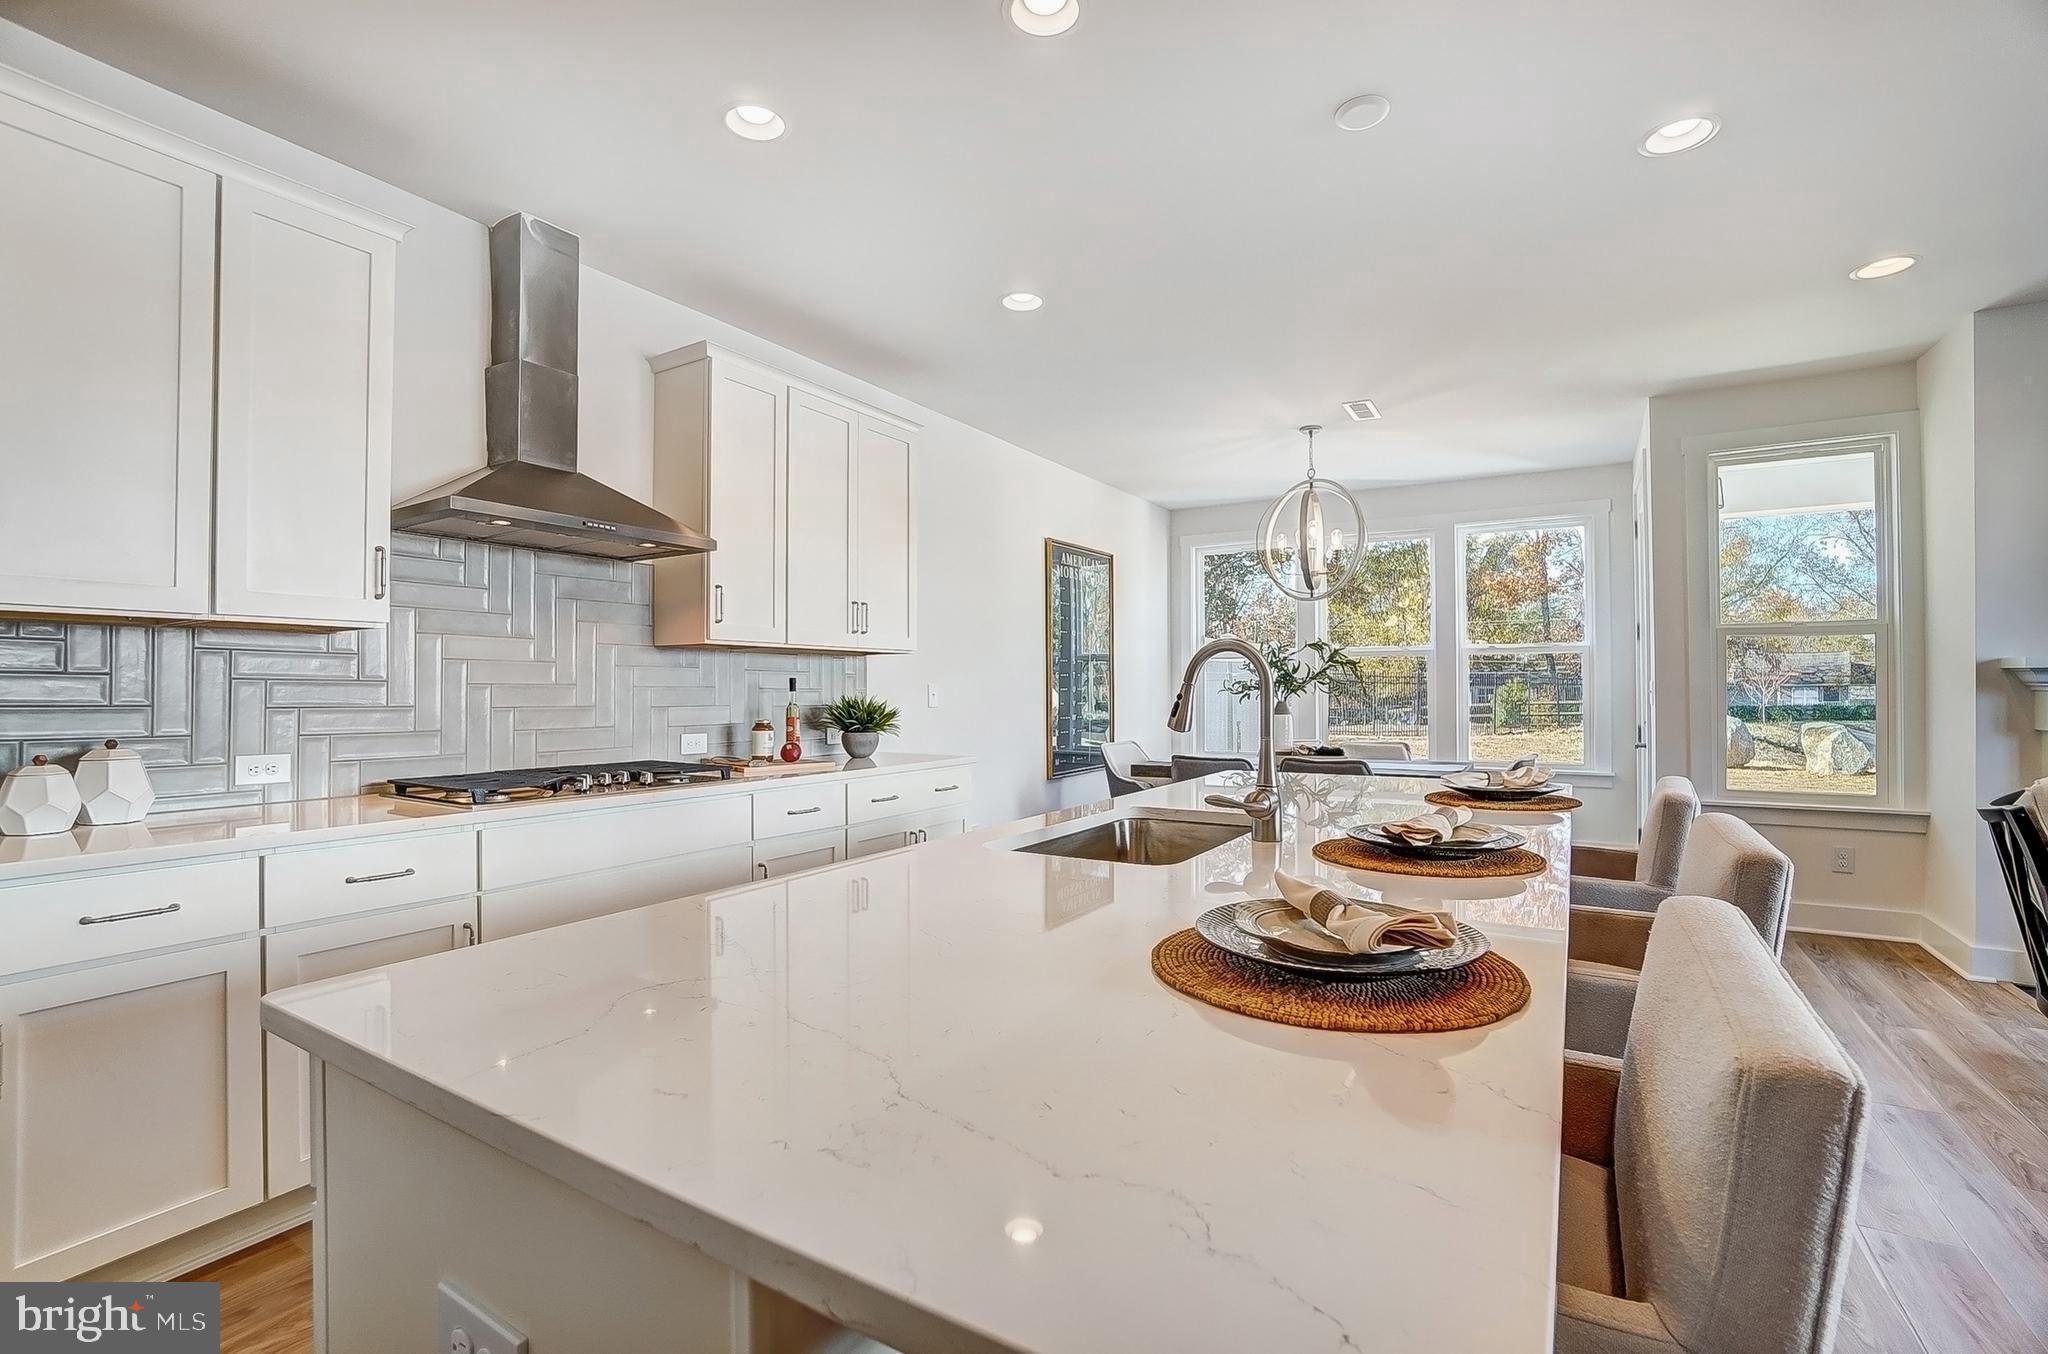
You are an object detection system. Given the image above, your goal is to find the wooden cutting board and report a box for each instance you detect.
[705,757,842,778]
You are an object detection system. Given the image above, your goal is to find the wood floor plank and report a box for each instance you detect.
[1856,1118,1963,1245]
[1836,1233,1929,1354]
[1889,1025,2048,1195]
[184,1227,313,1354]
[1889,943,2046,1026]
[1862,1227,2043,1354]
[1784,941,1939,1110]
[1878,1104,2048,1346]
[1799,934,1927,1031]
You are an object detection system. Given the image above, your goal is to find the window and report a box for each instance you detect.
[1459,521,1592,767]
[1192,544,1296,755]
[1325,536,1432,755]
[1709,440,1891,803]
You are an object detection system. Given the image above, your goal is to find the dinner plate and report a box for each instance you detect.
[1438,772,1565,801]
[1193,902,1491,980]
[1345,822,1528,859]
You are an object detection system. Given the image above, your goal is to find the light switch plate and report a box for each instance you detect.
[438,1280,528,1354]
[233,753,292,787]
[677,733,710,755]
[926,684,941,708]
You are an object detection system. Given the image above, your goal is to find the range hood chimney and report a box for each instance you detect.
[391,213,715,560]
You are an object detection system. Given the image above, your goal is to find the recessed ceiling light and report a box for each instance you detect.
[1333,95,1392,132]
[1638,115,1719,156]
[1005,1216,1044,1244]
[1008,0,1079,37]
[1001,291,1044,311]
[1849,255,1918,281]
[1342,398,1382,421]
[724,104,786,141]
[487,518,512,527]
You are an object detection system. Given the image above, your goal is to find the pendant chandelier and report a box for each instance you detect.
[1256,425,1366,601]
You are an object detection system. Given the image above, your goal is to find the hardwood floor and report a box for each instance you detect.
[185,935,2048,1354]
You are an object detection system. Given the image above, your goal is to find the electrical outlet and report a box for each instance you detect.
[437,1281,527,1354]
[1831,846,1856,875]
[676,733,709,756]
[233,753,292,787]
[927,684,941,708]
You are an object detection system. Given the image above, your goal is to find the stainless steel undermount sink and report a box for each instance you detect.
[1013,814,1250,866]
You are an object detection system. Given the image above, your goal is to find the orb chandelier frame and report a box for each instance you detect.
[1255,425,1366,602]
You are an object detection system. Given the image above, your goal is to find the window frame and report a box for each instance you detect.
[1179,501,1614,775]
[1454,513,1601,772]
[1690,431,1906,810]
[1186,536,1301,758]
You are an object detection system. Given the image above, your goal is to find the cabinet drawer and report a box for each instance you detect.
[481,795,752,890]
[847,766,973,824]
[0,858,260,979]
[847,807,968,858]
[752,782,847,840]
[263,830,476,929]
[752,827,847,880]
[481,844,754,941]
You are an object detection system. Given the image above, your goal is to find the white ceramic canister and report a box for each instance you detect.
[0,754,83,836]
[75,738,156,824]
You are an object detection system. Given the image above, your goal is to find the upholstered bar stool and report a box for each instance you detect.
[1557,895,1867,1354]
[1570,775,1698,909]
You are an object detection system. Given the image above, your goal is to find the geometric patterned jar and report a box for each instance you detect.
[0,754,83,836]
[75,739,156,825]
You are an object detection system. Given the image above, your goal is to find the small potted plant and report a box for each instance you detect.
[817,694,903,760]
[1220,640,1365,749]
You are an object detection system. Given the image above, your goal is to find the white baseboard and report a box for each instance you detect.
[78,1190,313,1282]
[1790,901,2036,986]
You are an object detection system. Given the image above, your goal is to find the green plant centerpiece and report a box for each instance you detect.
[816,694,903,761]
[1219,640,1365,750]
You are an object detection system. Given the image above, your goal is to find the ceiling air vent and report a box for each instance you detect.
[1342,399,1382,422]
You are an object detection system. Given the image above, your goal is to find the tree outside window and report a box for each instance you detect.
[1461,523,1591,766]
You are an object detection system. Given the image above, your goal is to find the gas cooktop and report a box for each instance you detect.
[381,759,734,806]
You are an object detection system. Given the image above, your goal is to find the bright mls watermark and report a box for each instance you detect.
[1,1284,218,1351]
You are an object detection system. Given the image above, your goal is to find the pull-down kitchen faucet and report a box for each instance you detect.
[1166,638,1281,842]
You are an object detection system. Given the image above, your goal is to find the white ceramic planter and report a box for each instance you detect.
[75,739,156,824]
[0,755,83,836]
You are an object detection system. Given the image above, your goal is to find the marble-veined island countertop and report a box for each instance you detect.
[263,772,1571,1353]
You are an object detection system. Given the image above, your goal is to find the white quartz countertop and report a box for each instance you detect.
[263,773,1570,1353]
[0,753,974,885]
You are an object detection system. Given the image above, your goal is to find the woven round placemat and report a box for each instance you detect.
[1313,834,1548,878]
[1151,929,1530,1032]
[1425,789,1584,813]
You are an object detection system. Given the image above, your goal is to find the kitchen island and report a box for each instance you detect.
[262,772,1571,1353]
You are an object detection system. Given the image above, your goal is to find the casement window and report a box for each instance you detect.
[1703,438,1896,804]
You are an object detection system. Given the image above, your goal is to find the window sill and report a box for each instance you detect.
[1702,799,1929,835]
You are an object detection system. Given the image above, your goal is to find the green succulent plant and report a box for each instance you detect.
[815,694,903,736]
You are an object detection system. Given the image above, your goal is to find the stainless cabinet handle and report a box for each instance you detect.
[934,785,960,793]
[79,902,180,926]
[859,601,870,634]
[756,862,769,879]
[715,915,726,954]
[850,599,860,634]
[461,922,476,945]
[373,545,388,600]
[870,794,900,804]
[344,867,416,885]
[786,805,823,816]
[714,583,725,624]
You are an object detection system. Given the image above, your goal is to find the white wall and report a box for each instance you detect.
[1168,463,1640,847]
[0,20,1171,828]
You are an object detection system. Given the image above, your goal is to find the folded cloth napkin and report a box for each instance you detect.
[1273,870,1460,953]
[1496,756,1550,789]
[1377,805,1499,846]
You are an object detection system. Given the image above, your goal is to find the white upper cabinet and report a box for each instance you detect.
[0,89,217,618]
[787,389,861,649]
[214,182,397,625]
[0,76,404,629]
[651,351,788,645]
[649,342,917,653]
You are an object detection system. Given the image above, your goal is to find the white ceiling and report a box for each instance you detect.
[8,0,2047,507]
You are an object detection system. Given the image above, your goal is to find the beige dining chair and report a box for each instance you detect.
[1570,775,1699,906]
[1567,813,1794,1058]
[1339,741,1412,762]
[1557,895,1866,1354]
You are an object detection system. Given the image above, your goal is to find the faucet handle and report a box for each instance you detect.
[1207,790,1278,820]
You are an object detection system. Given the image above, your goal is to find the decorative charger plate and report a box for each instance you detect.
[1194,902,1491,980]
[1437,773,1566,801]
[1346,822,1527,859]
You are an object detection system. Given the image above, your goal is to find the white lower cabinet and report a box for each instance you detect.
[847,807,970,858]
[0,936,264,1280]
[481,845,754,941]
[262,897,478,1196]
[752,827,848,880]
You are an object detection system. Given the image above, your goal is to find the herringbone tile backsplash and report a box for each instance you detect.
[0,533,864,810]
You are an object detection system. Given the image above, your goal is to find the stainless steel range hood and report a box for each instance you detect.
[391,214,715,560]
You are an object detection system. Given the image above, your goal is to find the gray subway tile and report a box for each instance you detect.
[266,681,389,706]
[231,652,359,678]
[0,639,65,671]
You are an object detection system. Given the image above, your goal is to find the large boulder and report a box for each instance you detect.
[1801,722,1875,776]
[1726,716,1756,768]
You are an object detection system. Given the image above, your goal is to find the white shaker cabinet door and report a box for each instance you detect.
[262,896,476,1196]
[213,180,397,626]
[854,417,915,652]
[706,361,788,643]
[0,937,263,1280]
[785,388,860,648]
[0,90,217,617]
